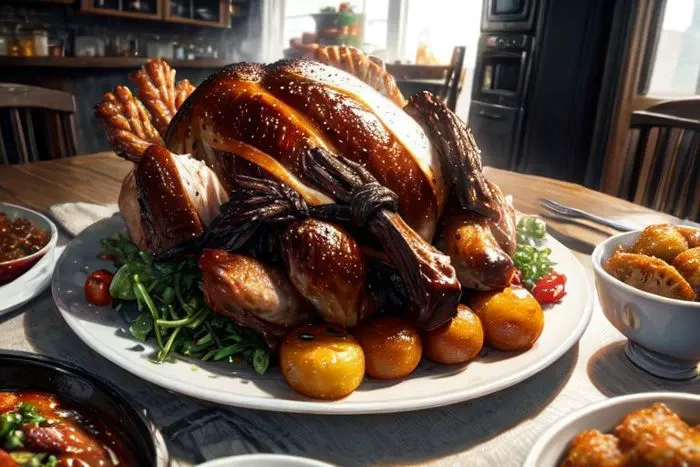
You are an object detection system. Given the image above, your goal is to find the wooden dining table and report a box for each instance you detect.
[0,152,698,466]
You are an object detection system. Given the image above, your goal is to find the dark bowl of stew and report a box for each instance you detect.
[0,351,168,467]
[0,203,58,285]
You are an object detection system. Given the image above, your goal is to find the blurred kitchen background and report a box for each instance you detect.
[0,0,698,216]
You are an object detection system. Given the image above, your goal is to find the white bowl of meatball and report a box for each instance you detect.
[524,392,700,467]
[591,224,700,380]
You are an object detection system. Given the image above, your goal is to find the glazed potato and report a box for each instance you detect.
[423,304,484,364]
[630,224,688,263]
[605,251,695,301]
[280,323,365,399]
[468,286,544,351]
[672,247,700,296]
[354,316,422,379]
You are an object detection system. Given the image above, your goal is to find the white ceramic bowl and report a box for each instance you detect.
[197,454,334,467]
[592,230,700,380]
[0,202,57,285]
[524,392,700,467]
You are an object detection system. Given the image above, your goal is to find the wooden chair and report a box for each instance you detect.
[0,83,78,165]
[621,98,700,220]
[440,46,467,112]
[387,45,467,111]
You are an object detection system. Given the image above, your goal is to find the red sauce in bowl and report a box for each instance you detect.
[0,391,136,466]
[0,213,50,263]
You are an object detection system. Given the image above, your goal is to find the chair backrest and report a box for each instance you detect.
[440,46,467,112]
[0,83,78,165]
[622,98,700,220]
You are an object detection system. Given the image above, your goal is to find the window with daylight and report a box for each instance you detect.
[645,0,700,96]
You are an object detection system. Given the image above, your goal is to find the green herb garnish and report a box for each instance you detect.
[99,234,270,374]
[513,216,555,289]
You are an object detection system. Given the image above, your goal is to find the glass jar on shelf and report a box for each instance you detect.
[0,26,8,56]
[32,30,48,57]
[173,41,186,60]
[19,33,35,57]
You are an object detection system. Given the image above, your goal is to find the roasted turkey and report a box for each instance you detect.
[95,49,517,340]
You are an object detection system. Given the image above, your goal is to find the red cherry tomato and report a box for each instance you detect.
[98,252,116,261]
[84,269,114,306]
[531,272,567,304]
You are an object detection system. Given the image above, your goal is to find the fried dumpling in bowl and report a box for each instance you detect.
[676,226,700,249]
[604,251,696,301]
[672,247,700,298]
[629,224,688,264]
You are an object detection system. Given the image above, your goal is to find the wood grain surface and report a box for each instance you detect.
[0,153,696,467]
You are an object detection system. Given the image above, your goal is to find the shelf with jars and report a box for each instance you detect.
[80,0,162,21]
[78,0,234,28]
[0,56,231,68]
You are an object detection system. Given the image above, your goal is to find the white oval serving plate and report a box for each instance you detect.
[52,215,593,414]
[524,392,700,467]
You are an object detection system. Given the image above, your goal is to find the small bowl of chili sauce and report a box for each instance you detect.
[0,351,168,466]
[0,203,58,285]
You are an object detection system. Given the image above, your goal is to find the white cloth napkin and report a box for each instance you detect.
[49,202,118,236]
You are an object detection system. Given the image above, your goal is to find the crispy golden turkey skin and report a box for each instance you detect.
[165,59,444,241]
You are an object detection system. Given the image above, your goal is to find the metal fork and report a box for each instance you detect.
[538,199,639,232]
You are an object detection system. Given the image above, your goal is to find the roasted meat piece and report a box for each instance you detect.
[604,251,695,301]
[281,219,376,327]
[125,145,228,257]
[614,402,700,466]
[559,430,626,467]
[436,209,515,290]
[97,56,523,336]
[118,169,148,251]
[199,249,313,347]
[485,181,517,256]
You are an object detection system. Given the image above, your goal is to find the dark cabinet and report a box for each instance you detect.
[469,101,522,170]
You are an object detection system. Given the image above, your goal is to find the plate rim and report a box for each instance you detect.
[196,453,335,467]
[53,216,594,414]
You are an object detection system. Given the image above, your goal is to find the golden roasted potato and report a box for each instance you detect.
[354,316,422,379]
[559,430,625,467]
[280,323,365,399]
[630,224,688,263]
[672,247,700,297]
[468,286,544,351]
[423,304,484,364]
[676,226,700,248]
[605,251,695,301]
